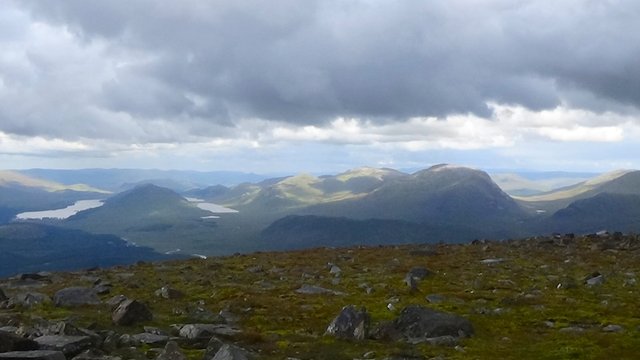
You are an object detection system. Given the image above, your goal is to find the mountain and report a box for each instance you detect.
[0,223,175,277]
[20,168,270,191]
[544,193,640,234]
[212,167,407,214]
[516,170,640,213]
[302,165,527,227]
[183,184,232,201]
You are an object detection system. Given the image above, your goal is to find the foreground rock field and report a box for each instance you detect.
[1,233,640,359]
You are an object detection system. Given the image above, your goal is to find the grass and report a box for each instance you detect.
[2,235,640,359]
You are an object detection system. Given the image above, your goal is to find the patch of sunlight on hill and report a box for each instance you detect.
[515,169,631,202]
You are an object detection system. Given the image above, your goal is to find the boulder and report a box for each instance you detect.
[0,331,39,352]
[376,305,473,341]
[325,305,370,341]
[155,341,186,360]
[53,288,100,307]
[154,287,184,300]
[211,344,248,360]
[112,300,153,326]
[0,351,65,360]
[34,335,92,357]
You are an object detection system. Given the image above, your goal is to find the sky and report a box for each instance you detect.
[1,0,640,174]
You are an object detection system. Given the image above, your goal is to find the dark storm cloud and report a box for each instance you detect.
[5,0,640,140]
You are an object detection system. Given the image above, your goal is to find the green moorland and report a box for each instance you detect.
[2,234,640,359]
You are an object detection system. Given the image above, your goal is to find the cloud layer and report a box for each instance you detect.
[1,0,639,171]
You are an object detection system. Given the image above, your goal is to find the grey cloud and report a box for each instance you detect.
[4,0,640,144]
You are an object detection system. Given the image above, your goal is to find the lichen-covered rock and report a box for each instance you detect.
[53,288,100,307]
[325,305,370,340]
[112,300,152,326]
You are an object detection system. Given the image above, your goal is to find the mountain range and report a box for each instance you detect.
[6,164,640,267]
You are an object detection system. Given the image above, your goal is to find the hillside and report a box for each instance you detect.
[545,193,640,234]
[302,165,527,228]
[0,223,175,277]
[1,234,639,359]
[60,184,225,254]
[515,170,636,213]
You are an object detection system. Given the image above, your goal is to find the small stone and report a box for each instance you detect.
[585,273,605,287]
[362,351,376,359]
[295,285,344,296]
[602,324,623,333]
[155,286,185,300]
[426,294,446,304]
[131,333,169,345]
[480,258,505,265]
[329,266,342,276]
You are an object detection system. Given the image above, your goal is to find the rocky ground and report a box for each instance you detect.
[1,232,640,359]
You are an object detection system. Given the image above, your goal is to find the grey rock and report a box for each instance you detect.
[131,333,169,345]
[34,335,92,356]
[105,295,127,308]
[377,305,474,340]
[178,324,240,340]
[211,344,248,360]
[480,258,505,265]
[203,337,225,360]
[9,293,50,307]
[0,331,39,352]
[71,348,122,360]
[585,273,605,287]
[112,300,153,326]
[329,266,342,276]
[0,350,65,360]
[603,324,624,333]
[295,285,344,296]
[71,349,122,360]
[425,294,446,304]
[53,288,100,307]
[325,305,370,341]
[407,267,432,280]
[409,335,459,347]
[155,287,184,300]
[93,285,111,296]
[155,341,186,360]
